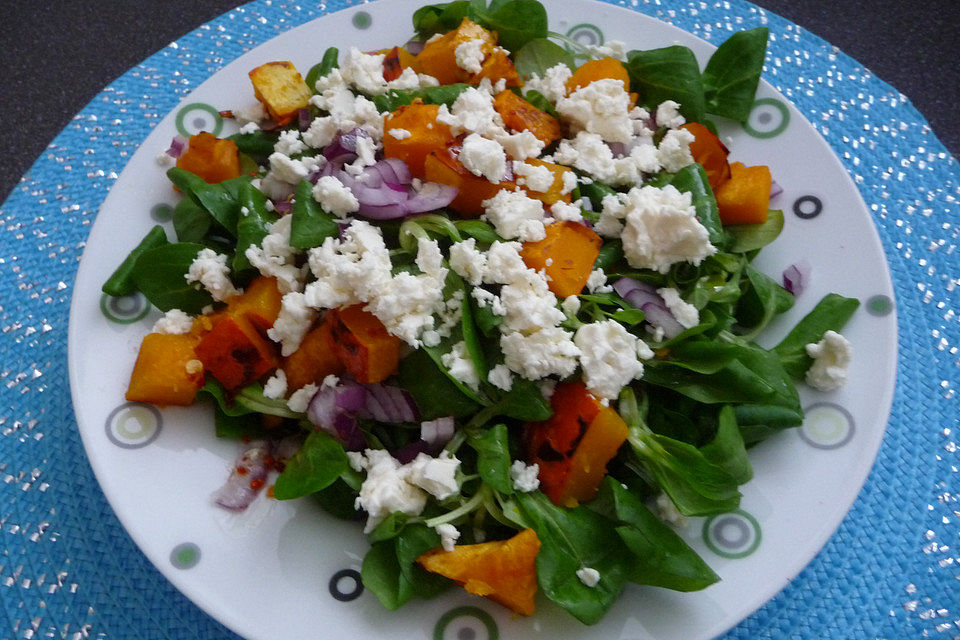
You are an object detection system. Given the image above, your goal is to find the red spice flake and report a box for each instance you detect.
[219,110,235,119]
[250,478,265,491]
[236,466,249,475]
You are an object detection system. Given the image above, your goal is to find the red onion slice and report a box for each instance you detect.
[272,200,293,214]
[403,183,458,213]
[298,108,312,131]
[374,158,413,185]
[770,179,784,200]
[213,439,272,511]
[421,417,455,449]
[782,259,811,296]
[613,277,685,340]
[406,41,426,56]
[641,301,685,340]
[166,135,187,159]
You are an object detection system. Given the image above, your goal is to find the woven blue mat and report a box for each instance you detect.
[1,0,957,638]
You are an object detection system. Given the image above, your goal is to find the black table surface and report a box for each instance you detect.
[2,0,958,204]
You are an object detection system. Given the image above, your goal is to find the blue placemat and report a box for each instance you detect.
[1,0,957,638]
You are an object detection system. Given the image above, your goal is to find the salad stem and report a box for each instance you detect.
[424,485,489,528]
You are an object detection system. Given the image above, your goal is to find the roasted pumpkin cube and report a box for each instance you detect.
[126,332,205,407]
[175,132,241,184]
[526,381,627,507]
[423,146,517,218]
[565,57,637,103]
[327,304,401,384]
[417,528,541,616]
[680,122,732,191]
[223,276,282,331]
[714,162,771,226]
[520,221,602,298]
[195,315,279,391]
[416,18,498,85]
[282,319,345,392]
[493,91,561,147]
[472,47,521,88]
[382,101,456,179]
[379,46,421,81]
[248,61,312,124]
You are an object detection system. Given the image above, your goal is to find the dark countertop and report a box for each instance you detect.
[1,0,958,203]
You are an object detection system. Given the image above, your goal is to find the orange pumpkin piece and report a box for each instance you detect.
[472,47,522,88]
[380,46,421,81]
[415,18,497,85]
[526,382,628,507]
[680,122,732,191]
[282,320,345,392]
[126,332,205,407]
[714,161,771,226]
[492,91,561,147]
[248,61,312,125]
[417,528,541,616]
[175,132,241,184]
[382,101,456,179]
[518,158,574,207]
[195,315,279,391]
[565,57,633,98]
[423,147,517,218]
[223,276,283,332]
[326,304,401,384]
[520,221,602,298]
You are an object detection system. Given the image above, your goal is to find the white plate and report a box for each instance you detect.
[68,0,898,638]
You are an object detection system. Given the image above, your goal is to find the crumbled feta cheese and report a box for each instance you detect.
[655,100,686,129]
[152,308,193,335]
[353,449,429,532]
[309,69,385,138]
[501,326,581,380]
[155,151,174,166]
[574,320,646,399]
[302,115,340,149]
[441,341,480,390]
[550,200,583,223]
[275,129,306,156]
[459,133,508,183]
[561,295,581,316]
[322,374,340,389]
[513,161,554,192]
[234,102,266,126]
[804,330,852,391]
[500,271,565,333]
[405,451,461,500]
[610,185,716,273]
[482,241,529,285]
[436,86,504,137]
[653,492,688,528]
[436,523,461,552]
[449,238,488,286]
[287,383,318,413]
[522,63,573,104]
[487,363,514,391]
[388,128,412,140]
[268,291,317,356]
[245,214,308,294]
[556,78,638,144]
[312,175,360,217]
[339,47,389,94]
[495,130,545,160]
[576,566,601,588]
[238,121,260,135]
[509,460,540,492]
[268,151,311,185]
[586,39,627,60]
[561,170,578,195]
[185,248,241,302]
[482,188,546,242]
[553,132,660,187]
[455,38,487,74]
[657,287,699,329]
[263,369,288,400]
[471,286,506,315]
[586,268,613,293]
[539,378,557,398]
[305,220,393,309]
[656,127,696,172]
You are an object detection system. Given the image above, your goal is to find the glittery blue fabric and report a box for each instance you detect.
[1,0,957,638]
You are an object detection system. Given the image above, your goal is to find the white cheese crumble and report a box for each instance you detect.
[509,460,540,492]
[804,330,852,391]
[513,161,554,192]
[496,130,545,161]
[312,175,360,217]
[481,189,546,242]
[655,100,686,129]
[388,128,412,140]
[604,185,716,273]
[586,40,627,60]
[657,287,700,329]
[576,567,601,588]
[657,127,696,173]
[653,492,688,528]
[471,287,506,315]
[556,78,639,144]
[455,38,487,74]
[436,523,461,552]
[499,271,565,333]
[522,62,573,105]
[267,291,317,356]
[441,341,480,390]
[152,308,193,335]
[263,369,288,400]
[561,295,581,316]
[405,451,462,500]
[238,121,260,135]
[302,115,341,149]
[501,326,581,380]
[305,219,393,310]
[436,85,504,138]
[459,133,508,183]
[245,214,308,294]
[550,200,584,223]
[352,449,429,533]
[449,238,488,286]
[275,129,306,156]
[553,132,660,187]
[487,363,514,391]
[574,320,646,400]
[185,248,241,302]
[586,268,613,293]
[287,383,318,413]
[268,151,311,184]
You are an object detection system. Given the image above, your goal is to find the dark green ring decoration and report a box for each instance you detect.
[100,291,151,324]
[352,11,372,29]
[433,606,498,640]
[702,509,762,559]
[175,102,223,138]
[742,98,791,139]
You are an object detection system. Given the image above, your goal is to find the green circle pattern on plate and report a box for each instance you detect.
[352,10,372,29]
[702,509,762,559]
[565,23,604,48]
[105,402,162,449]
[800,403,855,449]
[433,606,498,640]
[170,543,201,569]
[742,98,791,139]
[867,294,894,317]
[151,203,174,222]
[100,291,151,324]
[174,102,223,138]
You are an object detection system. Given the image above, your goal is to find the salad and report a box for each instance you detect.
[103,0,859,624]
